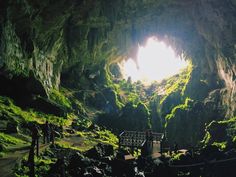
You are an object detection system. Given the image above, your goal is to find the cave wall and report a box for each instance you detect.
[1,0,236,138]
[192,0,236,118]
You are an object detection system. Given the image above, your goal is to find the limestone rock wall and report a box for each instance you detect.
[0,0,236,118]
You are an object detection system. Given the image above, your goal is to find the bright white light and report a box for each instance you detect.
[121,37,188,83]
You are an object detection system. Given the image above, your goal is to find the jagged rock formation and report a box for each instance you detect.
[0,0,236,146]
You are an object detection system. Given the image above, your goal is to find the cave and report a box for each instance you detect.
[0,0,236,177]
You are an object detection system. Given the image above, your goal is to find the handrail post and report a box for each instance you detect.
[118,131,125,149]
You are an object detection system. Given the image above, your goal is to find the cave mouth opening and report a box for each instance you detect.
[119,37,189,84]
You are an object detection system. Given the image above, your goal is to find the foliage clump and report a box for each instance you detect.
[160,62,193,104]
[0,96,70,126]
[165,97,193,122]
[202,117,236,149]
[15,150,56,177]
[164,97,203,146]
[97,101,151,132]
[0,133,26,146]
[49,89,72,109]
[56,128,118,152]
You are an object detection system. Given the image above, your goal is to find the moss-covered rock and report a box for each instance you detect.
[164,97,225,147]
[0,0,236,155]
[97,101,150,132]
[202,117,236,148]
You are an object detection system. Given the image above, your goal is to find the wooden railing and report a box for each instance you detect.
[119,131,164,148]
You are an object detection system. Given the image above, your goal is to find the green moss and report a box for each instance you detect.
[165,97,193,121]
[171,152,184,161]
[73,99,87,114]
[56,129,118,152]
[126,92,140,105]
[0,96,71,128]
[49,89,71,109]
[202,131,211,145]
[212,142,227,150]
[160,62,193,104]
[81,129,118,147]
[15,152,56,177]
[202,117,236,148]
[58,87,89,115]
[35,156,55,174]
[103,85,124,110]
[95,129,119,147]
[111,79,142,106]
[0,133,26,146]
[56,139,97,152]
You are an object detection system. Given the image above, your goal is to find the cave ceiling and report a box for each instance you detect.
[0,0,236,118]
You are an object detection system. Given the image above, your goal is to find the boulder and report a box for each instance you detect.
[103,144,114,156]
[68,152,94,177]
[85,143,115,160]
[86,166,104,177]
[98,162,112,175]
[69,152,93,169]
[85,145,103,160]
[31,97,66,117]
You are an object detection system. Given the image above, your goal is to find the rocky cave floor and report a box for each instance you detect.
[11,137,236,177]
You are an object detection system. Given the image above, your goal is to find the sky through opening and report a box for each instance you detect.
[120,37,188,84]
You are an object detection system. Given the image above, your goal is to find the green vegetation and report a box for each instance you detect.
[0,132,29,157]
[15,151,56,177]
[105,85,124,109]
[57,87,88,115]
[212,142,227,150]
[171,152,185,161]
[95,129,119,147]
[56,129,118,152]
[160,62,193,104]
[103,61,194,133]
[0,96,71,126]
[55,138,95,152]
[165,97,193,122]
[0,133,26,146]
[112,79,143,106]
[0,95,74,154]
[97,100,151,131]
[202,117,236,148]
[49,89,72,109]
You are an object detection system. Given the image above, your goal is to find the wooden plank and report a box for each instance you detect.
[124,154,135,161]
